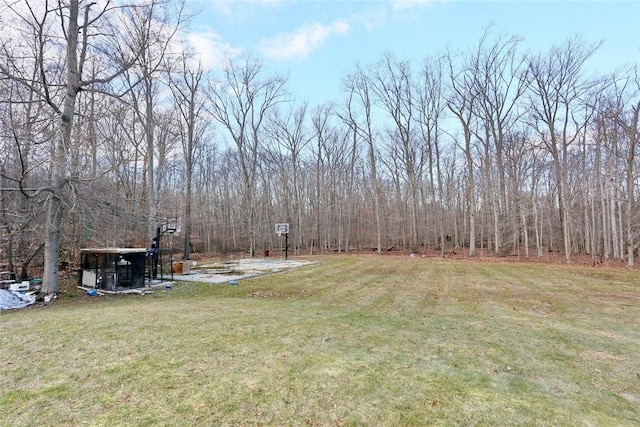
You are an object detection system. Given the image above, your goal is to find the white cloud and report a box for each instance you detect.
[186,31,242,70]
[258,20,350,61]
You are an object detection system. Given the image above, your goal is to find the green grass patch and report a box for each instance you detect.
[1,255,639,425]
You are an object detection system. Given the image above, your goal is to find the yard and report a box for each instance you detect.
[1,255,639,426]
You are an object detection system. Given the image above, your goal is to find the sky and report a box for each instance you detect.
[185,0,640,105]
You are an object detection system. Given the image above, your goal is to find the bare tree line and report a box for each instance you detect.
[1,1,639,294]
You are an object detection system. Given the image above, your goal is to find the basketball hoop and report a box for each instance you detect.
[275,223,289,235]
[161,217,181,235]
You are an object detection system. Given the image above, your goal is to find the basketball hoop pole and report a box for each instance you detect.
[277,232,289,259]
[285,232,289,260]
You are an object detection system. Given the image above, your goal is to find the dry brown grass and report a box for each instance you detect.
[1,254,639,426]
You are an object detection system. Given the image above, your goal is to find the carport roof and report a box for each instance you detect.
[80,248,148,254]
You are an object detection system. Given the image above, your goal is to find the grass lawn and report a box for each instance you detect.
[1,255,639,426]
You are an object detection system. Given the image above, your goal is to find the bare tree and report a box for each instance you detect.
[416,56,447,254]
[468,30,528,254]
[265,103,310,253]
[339,64,384,254]
[207,55,287,256]
[370,53,421,253]
[121,0,184,241]
[309,103,332,254]
[168,51,208,260]
[596,66,640,266]
[0,60,50,276]
[0,0,171,293]
[0,0,189,293]
[526,36,600,262]
[446,48,480,256]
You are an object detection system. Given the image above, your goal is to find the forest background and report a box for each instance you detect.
[0,0,639,293]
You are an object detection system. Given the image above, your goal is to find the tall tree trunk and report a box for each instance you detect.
[464,127,477,256]
[44,0,80,294]
[145,80,156,241]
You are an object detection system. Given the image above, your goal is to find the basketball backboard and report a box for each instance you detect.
[275,223,289,235]
[162,217,181,234]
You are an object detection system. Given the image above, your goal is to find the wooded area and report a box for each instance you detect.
[1,0,639,293]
